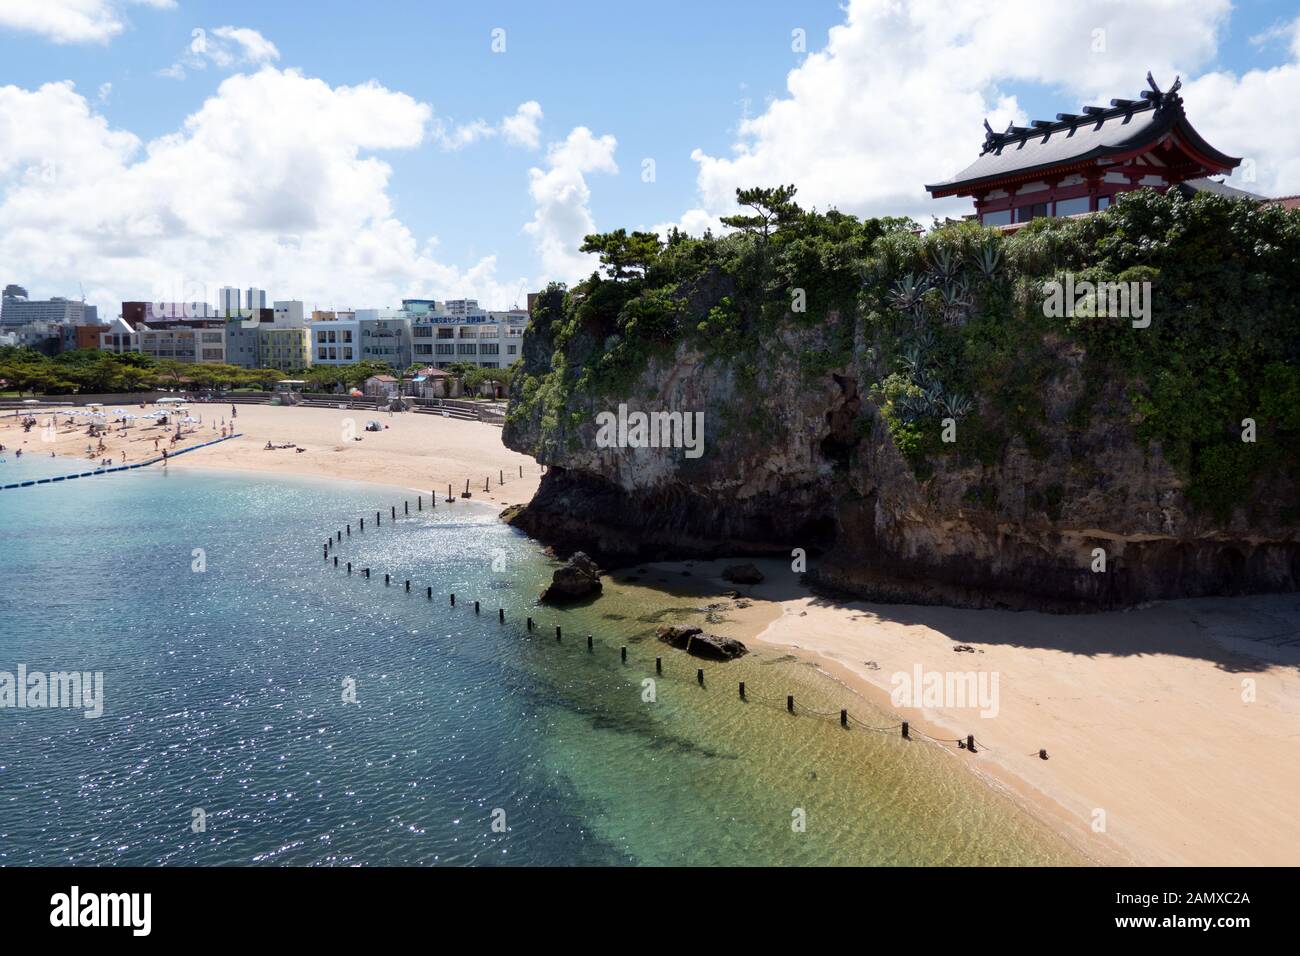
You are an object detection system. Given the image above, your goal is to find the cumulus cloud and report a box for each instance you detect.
[0,0,173,45]
[500,101,544,150]
[432,100,544,152]
[523,127,619,284]
[686,0,1240,226]
[1188,15,1300,195]
[0,70,526,314]
[159,25,281,80]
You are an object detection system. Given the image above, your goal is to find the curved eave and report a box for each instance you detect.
[1169,116,1241,171]
[925,143,1139,198]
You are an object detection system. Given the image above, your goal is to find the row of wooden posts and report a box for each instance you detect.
[319,490,990,756]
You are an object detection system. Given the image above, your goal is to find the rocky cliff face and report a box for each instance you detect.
[503,195,1300,611]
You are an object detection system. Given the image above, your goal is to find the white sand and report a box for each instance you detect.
[654,558,1300,866]
[1,402,541,508]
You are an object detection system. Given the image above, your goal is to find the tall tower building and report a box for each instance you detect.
[218,287,242,316]
[245,287,268,311]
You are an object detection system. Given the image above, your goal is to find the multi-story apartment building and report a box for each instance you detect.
[356,311,412,369]
[1,289,98,328]
[258,326,311,370]
[311,317,360,366]
[100,320,228,363]
[410,314,526,369]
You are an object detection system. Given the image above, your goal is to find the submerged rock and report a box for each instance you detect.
[540,551,603,604]
[656,624,748,661]
[722,563,765,585]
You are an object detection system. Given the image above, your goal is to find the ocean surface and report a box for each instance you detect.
[0,456,1085,865]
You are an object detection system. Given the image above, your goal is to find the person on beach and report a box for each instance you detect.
[231,405,237,418]
[162,448,168,465]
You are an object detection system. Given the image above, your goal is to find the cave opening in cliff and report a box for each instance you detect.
[820,374,862,469]
[797,515,838,552]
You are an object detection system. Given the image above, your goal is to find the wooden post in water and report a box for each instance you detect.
[347,524,351,536]
[555,625,562,641]
[426,586,432,600]
[739,682,745,699]
[334,557,338,568]
[404,501,408,515]
[587,635,593,652]
[359,518,364,530]
[337,531,342,542]
[620,646,627,662]
[901,721,909,739]
[450,593,456,606]
[499,470,504,485]
[697,668,704,686]
[786,695,794,713]
[967,734,976,753]
[363,568,370,579]
[405,580,411,592]
[519,465,522,478]
[485,477,490,492]
[347,562,352,574]
[384,573,390,586]
[446,483,453,503]
[656,657,662,674]
[418,497,422,511]
[391,505,396,519]
[840,709,848,728]
[474,600,480,614]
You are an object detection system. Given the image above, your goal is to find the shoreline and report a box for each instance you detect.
[611,557,1300,867]
[8,404,1298,866]
[1,402,541,512]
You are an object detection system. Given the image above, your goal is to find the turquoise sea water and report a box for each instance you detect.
[0,461,1086,865]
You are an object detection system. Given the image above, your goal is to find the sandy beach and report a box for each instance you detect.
[5,402,1297,866]
[0,402,541,508]
[611,558,1300,867]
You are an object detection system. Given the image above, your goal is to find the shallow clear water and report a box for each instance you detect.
[0,464,1085,865]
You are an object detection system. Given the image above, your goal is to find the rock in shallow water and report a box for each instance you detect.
[540,551,603,604]
[656,625,748,661]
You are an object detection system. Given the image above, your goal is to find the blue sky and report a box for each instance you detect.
[2,0,1299,314]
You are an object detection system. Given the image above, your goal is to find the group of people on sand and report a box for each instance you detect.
[264,441,305,453]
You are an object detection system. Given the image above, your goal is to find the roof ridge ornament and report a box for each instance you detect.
[1143,71,1183,110]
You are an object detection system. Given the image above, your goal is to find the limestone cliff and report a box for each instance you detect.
[504,191,1300,610]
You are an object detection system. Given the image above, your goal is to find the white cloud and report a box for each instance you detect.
[212,25,280,65]
[159,25,280,80]
[686,0,1237,226]
[523,127,619,284]
[500,101,543,150]
[432,100,544,152]
[0,0,173,45]
[97,81,112,103]
[1185,55,1300,196]
[0,70,526,314]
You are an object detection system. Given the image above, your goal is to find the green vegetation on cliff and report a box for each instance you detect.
[508,187,1300,521]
